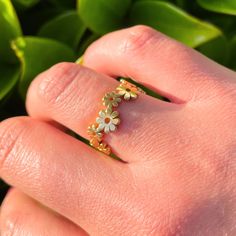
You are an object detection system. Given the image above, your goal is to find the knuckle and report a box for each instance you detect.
[121,25,159,54]
[0,117,29,171]
[38,62,81,105]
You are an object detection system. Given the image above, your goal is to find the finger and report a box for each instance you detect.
[83,25,236,103]
[0,117,131,235]
[26,62,181,162]
[0,188,87,236]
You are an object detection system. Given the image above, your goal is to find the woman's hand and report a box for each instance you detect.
[0,26,235,235]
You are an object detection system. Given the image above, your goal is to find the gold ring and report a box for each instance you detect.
[87,79,145,155]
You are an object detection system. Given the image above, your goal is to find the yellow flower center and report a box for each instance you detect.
[126,88,131,92]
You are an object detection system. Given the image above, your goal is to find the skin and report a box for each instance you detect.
[0,25,235,235]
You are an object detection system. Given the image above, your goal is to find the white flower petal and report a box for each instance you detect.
[104,125,110,134]
[124,92,131,100]
[111,110,119,118]
[99,110,106,118]
[112,118,120,125]
[97,123,105,131]
[131,92,137,98]
[96,117,103,123]
[110,123,116,131]
[117,90,126,96]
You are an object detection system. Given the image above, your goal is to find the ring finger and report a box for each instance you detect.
[26,62,181,163]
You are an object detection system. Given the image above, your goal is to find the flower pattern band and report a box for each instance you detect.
[87,79,145,155]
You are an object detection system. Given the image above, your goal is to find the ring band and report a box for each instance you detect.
[87,79,145,155]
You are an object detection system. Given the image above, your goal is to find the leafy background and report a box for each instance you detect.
[0,0,236,202]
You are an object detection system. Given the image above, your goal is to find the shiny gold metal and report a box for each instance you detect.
[116,79,145,100]
[102,91,121,108]
[87,79,145,155]
[97,142,111,155]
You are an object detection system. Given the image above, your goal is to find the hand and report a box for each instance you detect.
[0,25,235,236]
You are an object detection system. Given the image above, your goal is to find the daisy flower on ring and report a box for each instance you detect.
[98,142,111,155]
[117,79,140,100]
[103,91,122,108]
[87,123,103,140]
[96,109,120,134]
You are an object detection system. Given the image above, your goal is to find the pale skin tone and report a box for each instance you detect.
[0,25,235,235]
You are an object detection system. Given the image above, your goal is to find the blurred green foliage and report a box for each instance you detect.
[1,0,236,201]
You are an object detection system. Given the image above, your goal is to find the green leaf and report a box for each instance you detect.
[129,1,222,48]
[0,63,20,101]
[197,0,236,15]
[229,35,236,70]
[48,0,76,9]
[0,110,10,121]
[11,37,76,99]
[205,14,236,37]
[78,0,132,34]
[12,0,39,9]
[18,7,63,35]
[38,11,86,49]
[176,0,186,8]
[197,35,229,66]
[0,0,22,63]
